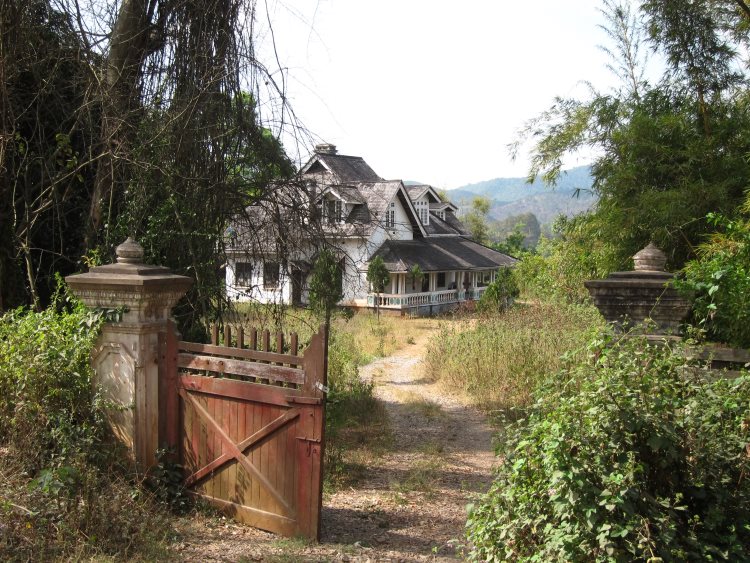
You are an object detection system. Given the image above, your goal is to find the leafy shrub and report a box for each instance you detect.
[0,299,104,468]
[514,215,618,304]
[0,296,173,560]
[478,268,520,313]
[324,323,385,488]
[467,334,750,561]
[677,203,750,348]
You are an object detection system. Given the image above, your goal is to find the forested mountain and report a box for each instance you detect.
[450,165,593,202]
[448,166,596,225]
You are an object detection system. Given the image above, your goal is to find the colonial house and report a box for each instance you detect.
[225,144,516,315]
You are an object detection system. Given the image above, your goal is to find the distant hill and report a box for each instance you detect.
[448,166,596,226]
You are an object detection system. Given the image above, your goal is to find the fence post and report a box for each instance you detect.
[66,237,192,471]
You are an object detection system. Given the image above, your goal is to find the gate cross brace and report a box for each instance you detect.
[180,389,299,516]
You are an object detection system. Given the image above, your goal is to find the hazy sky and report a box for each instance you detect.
[258,1,625,188]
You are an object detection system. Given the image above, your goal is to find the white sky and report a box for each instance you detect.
[257,1,626,188]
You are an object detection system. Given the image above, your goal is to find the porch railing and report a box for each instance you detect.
[366,287,487,309]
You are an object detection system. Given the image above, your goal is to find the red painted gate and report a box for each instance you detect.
[160,324,327,540]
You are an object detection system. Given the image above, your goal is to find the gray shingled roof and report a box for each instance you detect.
[371,236,516,272]
[305,153,382,183]
[328,185,367,204]
[420,210,468,236]
[356,181,402,221]
[405,185,429,200]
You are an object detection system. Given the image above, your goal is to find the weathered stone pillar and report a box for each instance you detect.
[584,243,692,335]
[66,238,192,470]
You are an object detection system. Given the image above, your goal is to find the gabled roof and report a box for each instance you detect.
[371,236,516,273]
[301,152,382,183]
[355,181,427,237]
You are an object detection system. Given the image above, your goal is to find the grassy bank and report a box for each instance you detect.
[425,301,603,411]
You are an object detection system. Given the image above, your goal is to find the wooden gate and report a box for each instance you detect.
[161,324,327,540]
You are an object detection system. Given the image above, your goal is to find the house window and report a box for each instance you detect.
[419,207,428,225]
[326,198,342,224]
[235,262,252,286]
[385,202,395,229]
[437,272,446,288]
[478,270,492,287]
[263,261,280,289]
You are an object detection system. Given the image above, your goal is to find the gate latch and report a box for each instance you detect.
[315,381,329,394]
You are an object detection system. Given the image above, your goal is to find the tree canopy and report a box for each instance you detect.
[1,0,313,335]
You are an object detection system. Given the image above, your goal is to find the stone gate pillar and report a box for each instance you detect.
[66,238,192,470]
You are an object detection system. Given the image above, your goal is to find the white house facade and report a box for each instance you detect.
[226,144,516,315]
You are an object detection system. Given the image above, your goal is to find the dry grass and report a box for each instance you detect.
[425,302,603,411]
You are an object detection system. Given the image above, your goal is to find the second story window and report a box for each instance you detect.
[385,202,395,229]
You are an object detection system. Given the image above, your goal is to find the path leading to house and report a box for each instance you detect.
[174,319,496,562]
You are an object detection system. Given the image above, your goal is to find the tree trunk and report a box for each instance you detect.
[88,0,154,248]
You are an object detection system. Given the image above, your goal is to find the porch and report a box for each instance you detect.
[366,268,494,313]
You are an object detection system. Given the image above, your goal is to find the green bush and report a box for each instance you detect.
[467,334,750,561]
[514,216,618,304]
[677,204,750,348]
[478,268,520,313]
[0,299,104,467]
[0,296,173,560]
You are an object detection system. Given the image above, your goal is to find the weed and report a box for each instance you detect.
[401,393,445,420]
[418,441,445,456]
[425,301,602,410]
[391,458,442,494]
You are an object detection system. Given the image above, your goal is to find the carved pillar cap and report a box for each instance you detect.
[116,237,144,264]
[65,237,193,323]
[633,243,667,272]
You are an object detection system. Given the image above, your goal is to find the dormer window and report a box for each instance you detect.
[318,196,343,224]
[416,200,429,225]
[326,198,342,223]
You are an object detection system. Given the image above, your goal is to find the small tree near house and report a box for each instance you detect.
[308,248,343,332]
[367,256,390,320]
[409,264,424,290]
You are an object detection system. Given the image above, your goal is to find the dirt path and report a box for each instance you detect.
[175,320,495,562]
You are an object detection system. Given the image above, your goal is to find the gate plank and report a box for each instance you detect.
[183,406,300,488]
[179,341,304,367]
[179,354,304,384]
[189,493,297,537]
[180,389,294,517]
[179,374,299,407]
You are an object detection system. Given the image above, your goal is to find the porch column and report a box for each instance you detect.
[66,238,192,471]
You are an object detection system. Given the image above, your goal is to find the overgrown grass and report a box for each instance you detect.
[425,301,603,411]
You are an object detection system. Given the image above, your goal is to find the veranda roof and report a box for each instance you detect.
[370,236,516,273]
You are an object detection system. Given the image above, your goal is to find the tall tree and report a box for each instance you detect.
[1,0,311,334]
[516,0,750,270]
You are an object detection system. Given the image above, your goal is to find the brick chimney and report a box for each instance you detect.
[315,143,337,155]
